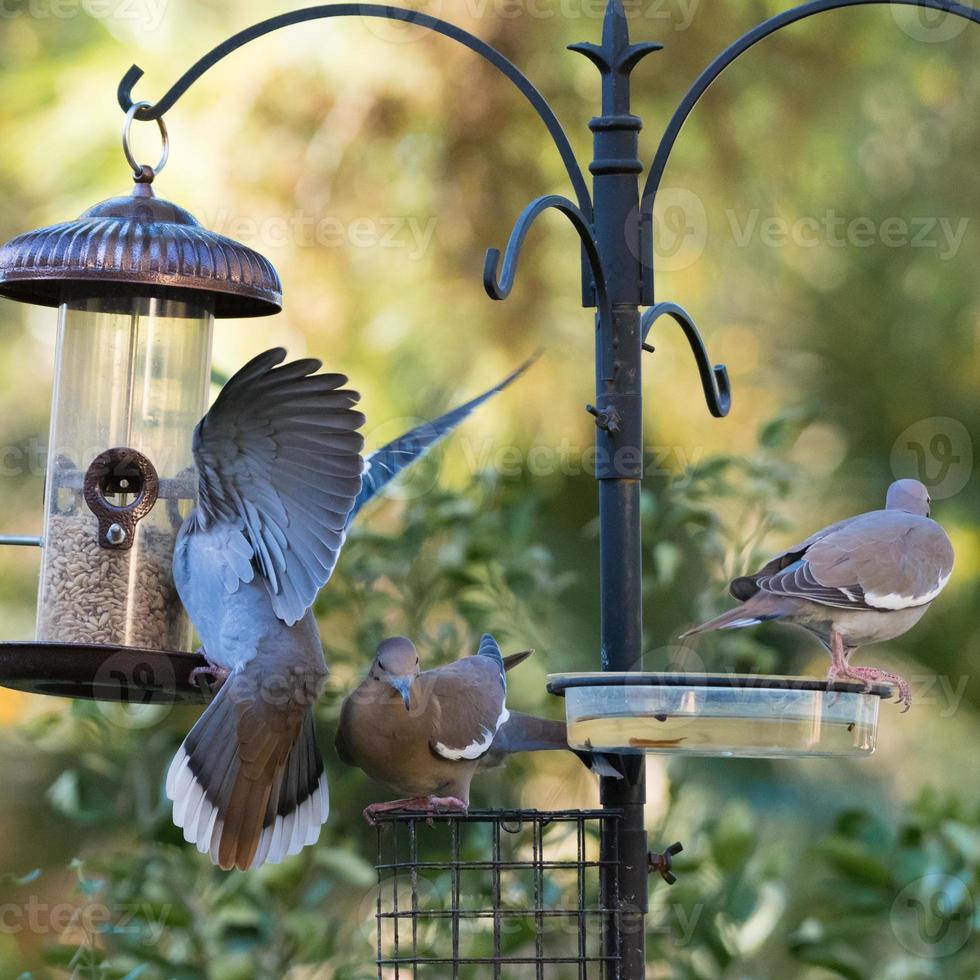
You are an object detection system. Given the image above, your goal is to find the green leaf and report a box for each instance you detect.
[795,942,868,979]
[939,820,980,862]
[816,836,892,888]
[306,848,376,887]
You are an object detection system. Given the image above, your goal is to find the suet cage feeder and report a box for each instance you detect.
[373,809,623,978]
[0,2,976,978]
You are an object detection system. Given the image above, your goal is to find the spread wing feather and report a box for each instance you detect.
[193,348,365,626]
[349,353,540,524]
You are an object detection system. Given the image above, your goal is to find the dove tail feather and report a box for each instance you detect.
[167,680,328,871]
[680,598,786,638]
[502,650,533,672]
[488,711,623,780]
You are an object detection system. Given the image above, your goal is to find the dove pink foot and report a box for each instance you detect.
[362,795,468,826]
[826,630,848,687]
[841,665,912,712]
[189,649,231,691]
[824,632,912,711]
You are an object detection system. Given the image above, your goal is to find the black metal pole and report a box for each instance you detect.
[571,3,659,975]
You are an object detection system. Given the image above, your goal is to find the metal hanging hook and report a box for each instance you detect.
[115,4,592,216]
[641,302,732,418]
[122,101,169,181]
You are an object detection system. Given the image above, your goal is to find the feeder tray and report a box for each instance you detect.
[547,672,892,759]
[0,643,209,704]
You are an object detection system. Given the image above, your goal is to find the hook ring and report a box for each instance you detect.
[122,101,169,180]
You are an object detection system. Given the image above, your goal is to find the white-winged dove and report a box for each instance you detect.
[681,479,954,709]
[336,635,618,823]
[168,351,536,869]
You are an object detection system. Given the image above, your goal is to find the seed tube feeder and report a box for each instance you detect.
[0,1,977,977]
[0,111,280,703]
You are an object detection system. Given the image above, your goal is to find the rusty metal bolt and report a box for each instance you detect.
[586,403,622,434]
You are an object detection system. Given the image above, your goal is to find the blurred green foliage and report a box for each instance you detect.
[0,0,977,976]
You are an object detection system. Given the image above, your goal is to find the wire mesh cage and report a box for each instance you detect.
[374,809,622,979]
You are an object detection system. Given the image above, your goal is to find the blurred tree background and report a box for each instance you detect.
[0,0,977,976]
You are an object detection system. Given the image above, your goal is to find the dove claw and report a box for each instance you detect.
[836,664,912,711]
[362,796,468,827]
[189,653,231,692]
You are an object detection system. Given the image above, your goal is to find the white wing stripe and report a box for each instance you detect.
[434,706,510,761]
[865,570,952,610]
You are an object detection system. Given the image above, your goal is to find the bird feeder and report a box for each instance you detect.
[0,107,280,702]
[0,2,977,977]
[548,673,891,759]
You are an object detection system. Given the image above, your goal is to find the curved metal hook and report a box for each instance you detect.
[483,194,613,335]
[641,303,731,418]
[641,0,980,218]
[117,3,592,218]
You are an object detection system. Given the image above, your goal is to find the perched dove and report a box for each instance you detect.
[336,635,619,823]
[168,349,536,870]
[681,479,954,709]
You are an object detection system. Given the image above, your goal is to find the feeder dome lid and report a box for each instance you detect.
[0,183,281,317]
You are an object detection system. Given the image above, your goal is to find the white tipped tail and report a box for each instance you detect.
[167,676,329,871]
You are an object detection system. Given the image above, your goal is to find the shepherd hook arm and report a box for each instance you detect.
[641,0,980,235]
[641,303,732,418]
[117,3,592,217]
[484,195,613,336]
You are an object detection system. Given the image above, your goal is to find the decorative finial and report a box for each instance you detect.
[603,0,631,53]
[569,0,662,114]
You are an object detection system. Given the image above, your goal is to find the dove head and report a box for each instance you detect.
[372,637,420,710]
[886,479,931,517]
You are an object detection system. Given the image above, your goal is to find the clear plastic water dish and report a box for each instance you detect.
[546,673,892,759]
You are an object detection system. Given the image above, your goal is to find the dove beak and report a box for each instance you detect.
[391,677,413,711]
